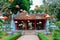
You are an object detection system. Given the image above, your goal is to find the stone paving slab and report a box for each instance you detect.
[17,35,39,40]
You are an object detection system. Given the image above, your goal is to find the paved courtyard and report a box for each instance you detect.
[17,35,39,40]
[16,30,45,40]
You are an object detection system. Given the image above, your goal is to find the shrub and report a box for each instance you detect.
[55,21,60,28]
[0,31,3,36]
[53,32,60,40]
[38,32,49,40]
[2,32,21,40]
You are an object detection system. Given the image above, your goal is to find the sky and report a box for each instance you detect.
[30,0,43,10]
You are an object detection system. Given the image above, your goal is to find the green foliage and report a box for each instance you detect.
[34,7,43,13]
[0,31,3,36]
[0,22,3,27]
[10,0,32,14]
[53,32,60,40]
[29,10,34,13]
[38,32,49,40]
[2,32,21,40]
[0,0,32,14]
[43,0,60,20]
[55,21,60,28]
[0,20,4,23]
[29,7,43,13]
[0,22,3,30]
[0,0,11,11]
[56,10,60,21]
[0,31,7,37]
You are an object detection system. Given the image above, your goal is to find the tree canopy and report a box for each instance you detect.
[10,0,32,14]
[43,0,60,20]
[0,0,32,14]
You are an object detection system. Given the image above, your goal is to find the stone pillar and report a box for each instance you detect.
[45,19,50,34]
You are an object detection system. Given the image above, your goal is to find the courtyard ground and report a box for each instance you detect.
[17,35,39,40]
[16,30,45,40]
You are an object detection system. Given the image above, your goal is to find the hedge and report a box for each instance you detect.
[0,31,3,36]
[2,32,22,40]
[53,32,60,40]
[38,32,49,40]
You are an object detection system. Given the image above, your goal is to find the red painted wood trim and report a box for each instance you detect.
[25,20,28,30]
[15,23,18,30]
[44,19,47,29]
[34,20,36,30]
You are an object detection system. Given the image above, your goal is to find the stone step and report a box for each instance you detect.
[16,30,45,35]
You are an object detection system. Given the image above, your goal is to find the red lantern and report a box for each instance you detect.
[4,16,8,20]
[15,5,20,8]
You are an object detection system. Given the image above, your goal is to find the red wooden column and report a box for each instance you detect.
[25,20,28,30]
[44,19,47,29]
[34,20,36,30]
[15,21,18,30]
[16,23,18,30]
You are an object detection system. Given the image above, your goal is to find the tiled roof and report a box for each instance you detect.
[14,13,45,20]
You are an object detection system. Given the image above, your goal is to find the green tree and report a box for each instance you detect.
[0,0,12,12]
[34,8,42,13]
[29,10,34,13]
[55,21,60,29]
[10,0,32,14]
[0,22,3,31]
[43,0,60,20]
